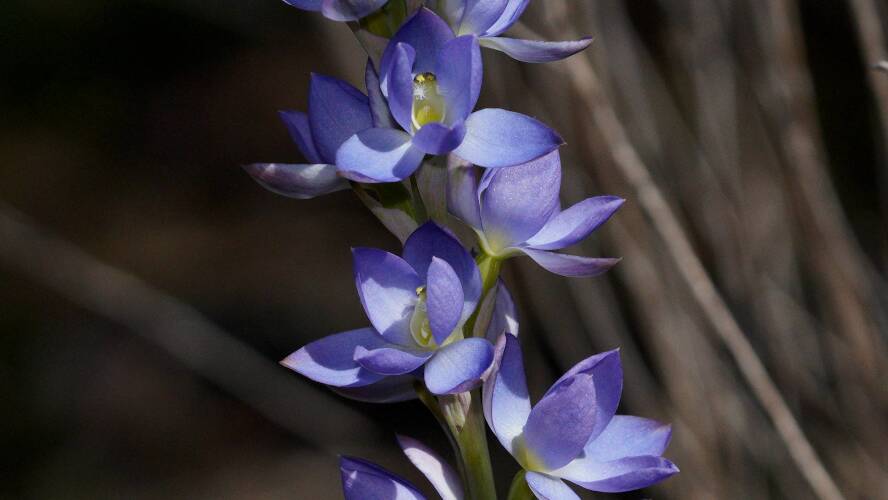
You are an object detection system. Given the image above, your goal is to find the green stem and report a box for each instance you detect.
[477,253,502,295]
[447,390,498,500]
[506,470,535,500]
[465,253,502,336]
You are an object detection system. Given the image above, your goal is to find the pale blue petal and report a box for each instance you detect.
[579,415,672,463]
[278,110,321,164]
[479,37,593,63]
[365,60,393,129]
[337,128,425,182]
[424,338,494,394]
[436,35,482,122]
[387,43,417,132]
[519,249,620,278]
[321,0,389,21]
[340,456,427,500]
[281,328,386,387]
[482,0,528,36]
[555,455,679,493]
[457,0,509,35]
[380,7,455,84]
[333,375,418,403]
[352,247,422,345]
[523,372,598,470]
[397,435,464,500]
[524,472,580,500]
[525,196,624,250]
[427,257,465,345]
[413,122,467,155]
[354,345,432,375]
[482,333,531,454]
[283,0,321,11]
[455,108,563,168]
[308,74,373,163]
[478,150,561,251]
[243,163,348,199]
[446,160,483,229]
[546,349,623,443]
[403,222,482,322]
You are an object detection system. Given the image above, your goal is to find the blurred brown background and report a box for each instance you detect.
[1,0,887,498]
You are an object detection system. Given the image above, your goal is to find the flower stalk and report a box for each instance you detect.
[445,390,497,500]
[506,470,535,500]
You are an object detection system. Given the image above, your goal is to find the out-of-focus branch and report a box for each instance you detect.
[847,0,888,269]
[510,21,846,500]
[0,202,375,450]
[754,0,887,377]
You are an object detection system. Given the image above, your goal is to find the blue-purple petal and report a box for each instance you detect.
[337,128,425,182]
[436,35,482,122]
[381,8,455,82]
[424,338,494,394]
[279,110,322,164]
[580,415,672,463]
[546,349,623,443]
[455,108,563,168]
[281,328,386,388]
[555,455,679,493]
[352,247,422,345]
[427,257,465,345]
[321,0,389,21]
[457,0,509,36]
[479,37,593,63]
[483,333,531,454]
[478,150,562,251]
[524,472,580,500]
[525,196,624,250]
[446,160,483,229]
[340,456,427,500]
[283,0,322,11]
[413,122,467,155]
[243,163,348,199]
[387,43,417,132]
[403,222,482,321]
[484,280,519,341]
[520,249,620,278]
[354,345,431,375]
[333,375,419,403]
[308,74,373,163]
[397,435,464,500]
[523,372,598,470]
[482,0,529,36]
[365,60,394,129]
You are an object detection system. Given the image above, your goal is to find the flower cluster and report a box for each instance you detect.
[246,1,677,498]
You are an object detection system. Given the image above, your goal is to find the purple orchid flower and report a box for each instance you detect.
[448,150,624,277]
[336,8,563,183]
[341,435,464,499]
[244,67,384,199]
[428,0,593,63]
[283,0,389,21]
[282,222,497,395]
[484,334,679,498]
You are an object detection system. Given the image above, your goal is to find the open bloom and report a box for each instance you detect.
[244,67,385,199]
[341,436,463,500]
[484,334,679,498]
[283,222,498,395]
[429,0,593,63]
[283,0,388,21]
[448,150,624,277]
[336,8,563,182]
